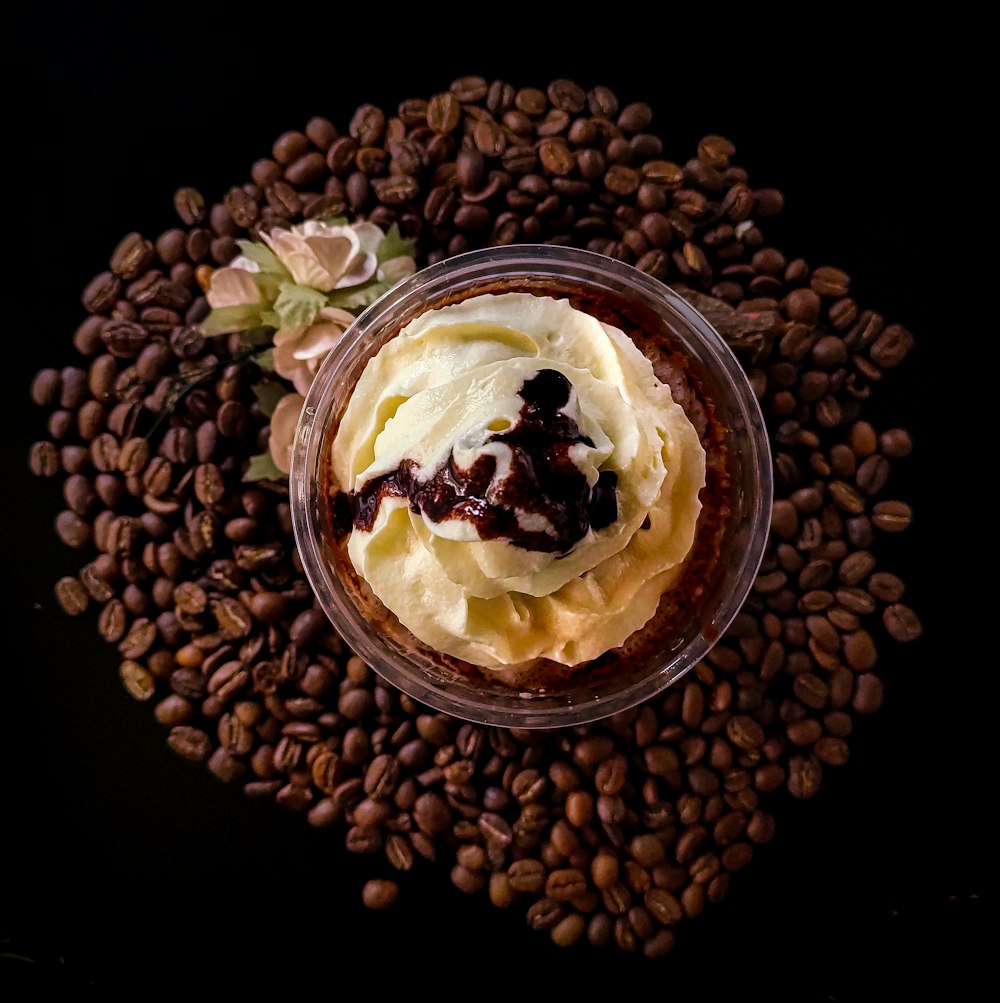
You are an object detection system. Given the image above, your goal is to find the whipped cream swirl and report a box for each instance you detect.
[331,293,706,669]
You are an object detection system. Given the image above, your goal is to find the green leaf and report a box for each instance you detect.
[244,452,286,482]
[273,283,327,328]
[326,279,390,311]
[255,348,275,371]
[251,271,284,302]
[376,223,416,264]
[239,327,274,349]
[237,240,289,275]
[201,303,263,336]
[258,311,281,330]
[252,380,290,417]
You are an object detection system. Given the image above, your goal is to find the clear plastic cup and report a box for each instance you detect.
[291,246,772,727]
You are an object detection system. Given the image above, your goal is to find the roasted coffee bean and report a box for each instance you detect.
[167,726,211,762]
[98,599,127,642]
[111,232,155,279]
[119,660,155,701]
[853,673,884,714]
[194,463,224,506]
[55,576,88,615]
[618,102,653,133]
[810,266,850,297]
[508,858,546,894]
[870,324,914,368]
[173,187,206,226]
[427,93,460,134]
[103,319,150,360]
[872,500,913,532]
[362,879,398,910]
[31,368,62,405]
[539,139,574,176]
[883,604,923,642]
[787,755,822,799]
[30,441,60,477]
[879,429,913,459]
[83,272,121,313]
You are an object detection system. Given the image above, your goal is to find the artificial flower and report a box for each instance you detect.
[268,391,306,474]
[272,305,355,395]
[261,220,378,293]
[206,255,263,309]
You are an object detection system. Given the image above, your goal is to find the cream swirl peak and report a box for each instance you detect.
[330,293,707,669]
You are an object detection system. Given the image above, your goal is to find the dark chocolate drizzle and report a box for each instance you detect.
[339,369,619,554]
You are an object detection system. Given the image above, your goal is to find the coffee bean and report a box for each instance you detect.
[83,272,121,314]
[837,550,874,586]
[29,441,60,478]
[617,102,652,133]
[119,660,155,701]
[879,429,913,459]
[853,673,884,714]
[217,400,247,438]
[272,130,309,165]
[698,135,735,169]
[173,188,206,226]
[508,858,546,894]
[872,500,913,532]
[870,324,914,368]
[727,715,764,751]
[93,598,125,643]
[549,912,584,948]
[300,118,337,153]
[883,604,923,642]
[527,897,565,931]
[362,879,398,910]
[167,726,211,762]
[473,117,506,157]
[426,93,460,134]
[539,139,574,176]
[284,152,326,187]
[119,618,156,659]
[55,576,88,615]
[787,755,821,799]
[110,232,155,280]
[810,266,850,297]
[785,288,821,323]
[604,165,640,196]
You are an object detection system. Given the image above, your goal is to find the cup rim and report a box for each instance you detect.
[290,245,772,727]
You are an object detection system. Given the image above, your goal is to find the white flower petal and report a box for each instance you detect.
[282,251,338,291]
[228,255,261,273]
[335,251,378,288]
[352,221,384,256]
[207,267,263,309]
[273,324,304,348]
[304,234,356,287]
[293,322,345,361]
[316,306,357,327]
[296,220,353,240]
[269,392,305,474]
[260,227,293,256]
[272,340,301,385]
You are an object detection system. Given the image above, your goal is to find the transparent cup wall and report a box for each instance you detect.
[291,246,772,727]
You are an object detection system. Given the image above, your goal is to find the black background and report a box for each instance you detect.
[3,10,987,999]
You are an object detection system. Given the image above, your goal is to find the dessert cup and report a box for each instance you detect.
[291,246,772,727]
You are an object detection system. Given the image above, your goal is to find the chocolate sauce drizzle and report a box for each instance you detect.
[336,370,619,554]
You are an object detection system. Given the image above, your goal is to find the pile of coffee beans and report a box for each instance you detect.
[28,77,921,957]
